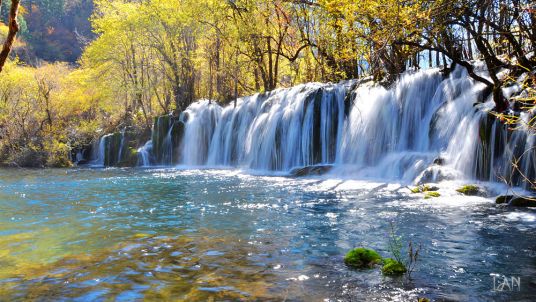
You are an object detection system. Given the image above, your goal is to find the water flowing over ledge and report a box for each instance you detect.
[91,66,535,189]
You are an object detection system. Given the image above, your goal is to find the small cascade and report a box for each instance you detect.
[91,132,125,167]
[181,101,222,166]
[137,141,153,167]
[464,110,536,189]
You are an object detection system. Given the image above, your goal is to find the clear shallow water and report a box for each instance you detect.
[0,168,535,301]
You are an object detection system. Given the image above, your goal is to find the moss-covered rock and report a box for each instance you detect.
[344,248,382,268]
[424,191,441,199]
[456,185,481,196]
[381,258,407,276]
[410,186,421,193]
[117,147,139,167]
[410,184,439,193]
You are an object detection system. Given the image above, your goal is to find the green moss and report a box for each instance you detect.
[344,248,382,268]
[410,184,439,193]
[456,185,480,196]
[381,258,407,276]
[117,147,139,167]
[424,191,441,199]
[410,186,421,193]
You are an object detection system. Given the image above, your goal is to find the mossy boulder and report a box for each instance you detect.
[424,191,441,199]
[456,185,481,196]
[381,258,407,276]
[344,248,382,268]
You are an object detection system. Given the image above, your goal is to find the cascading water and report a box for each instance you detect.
[141,66,534,188]
[90,132,125,167]
[181,84,348,170]
[137,141,153,167]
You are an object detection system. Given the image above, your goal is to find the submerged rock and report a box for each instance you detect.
[344,248,382,268]
[381,258,407,276]
[289,164,333,177]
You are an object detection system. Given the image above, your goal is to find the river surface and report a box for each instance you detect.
[0,168,535,301]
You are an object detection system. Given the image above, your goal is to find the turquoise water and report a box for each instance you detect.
[0,168,535,301]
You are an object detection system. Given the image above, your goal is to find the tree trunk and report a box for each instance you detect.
[0,0,21,73]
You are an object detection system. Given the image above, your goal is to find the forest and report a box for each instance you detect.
[0,0,534,167]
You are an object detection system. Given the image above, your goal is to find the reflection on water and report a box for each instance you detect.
[0,168,535,301]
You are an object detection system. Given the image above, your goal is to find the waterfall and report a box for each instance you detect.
[139,66,534,188]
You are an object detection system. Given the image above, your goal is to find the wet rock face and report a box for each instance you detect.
[150,115,185,165]
[152,115,171,163]
[104,132,123,167]
[171,121,185,164]
[289,164,333,177]
[414,166,457,184]
[433,157,445,165]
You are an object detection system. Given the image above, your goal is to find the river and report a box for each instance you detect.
[0,168,534,301]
